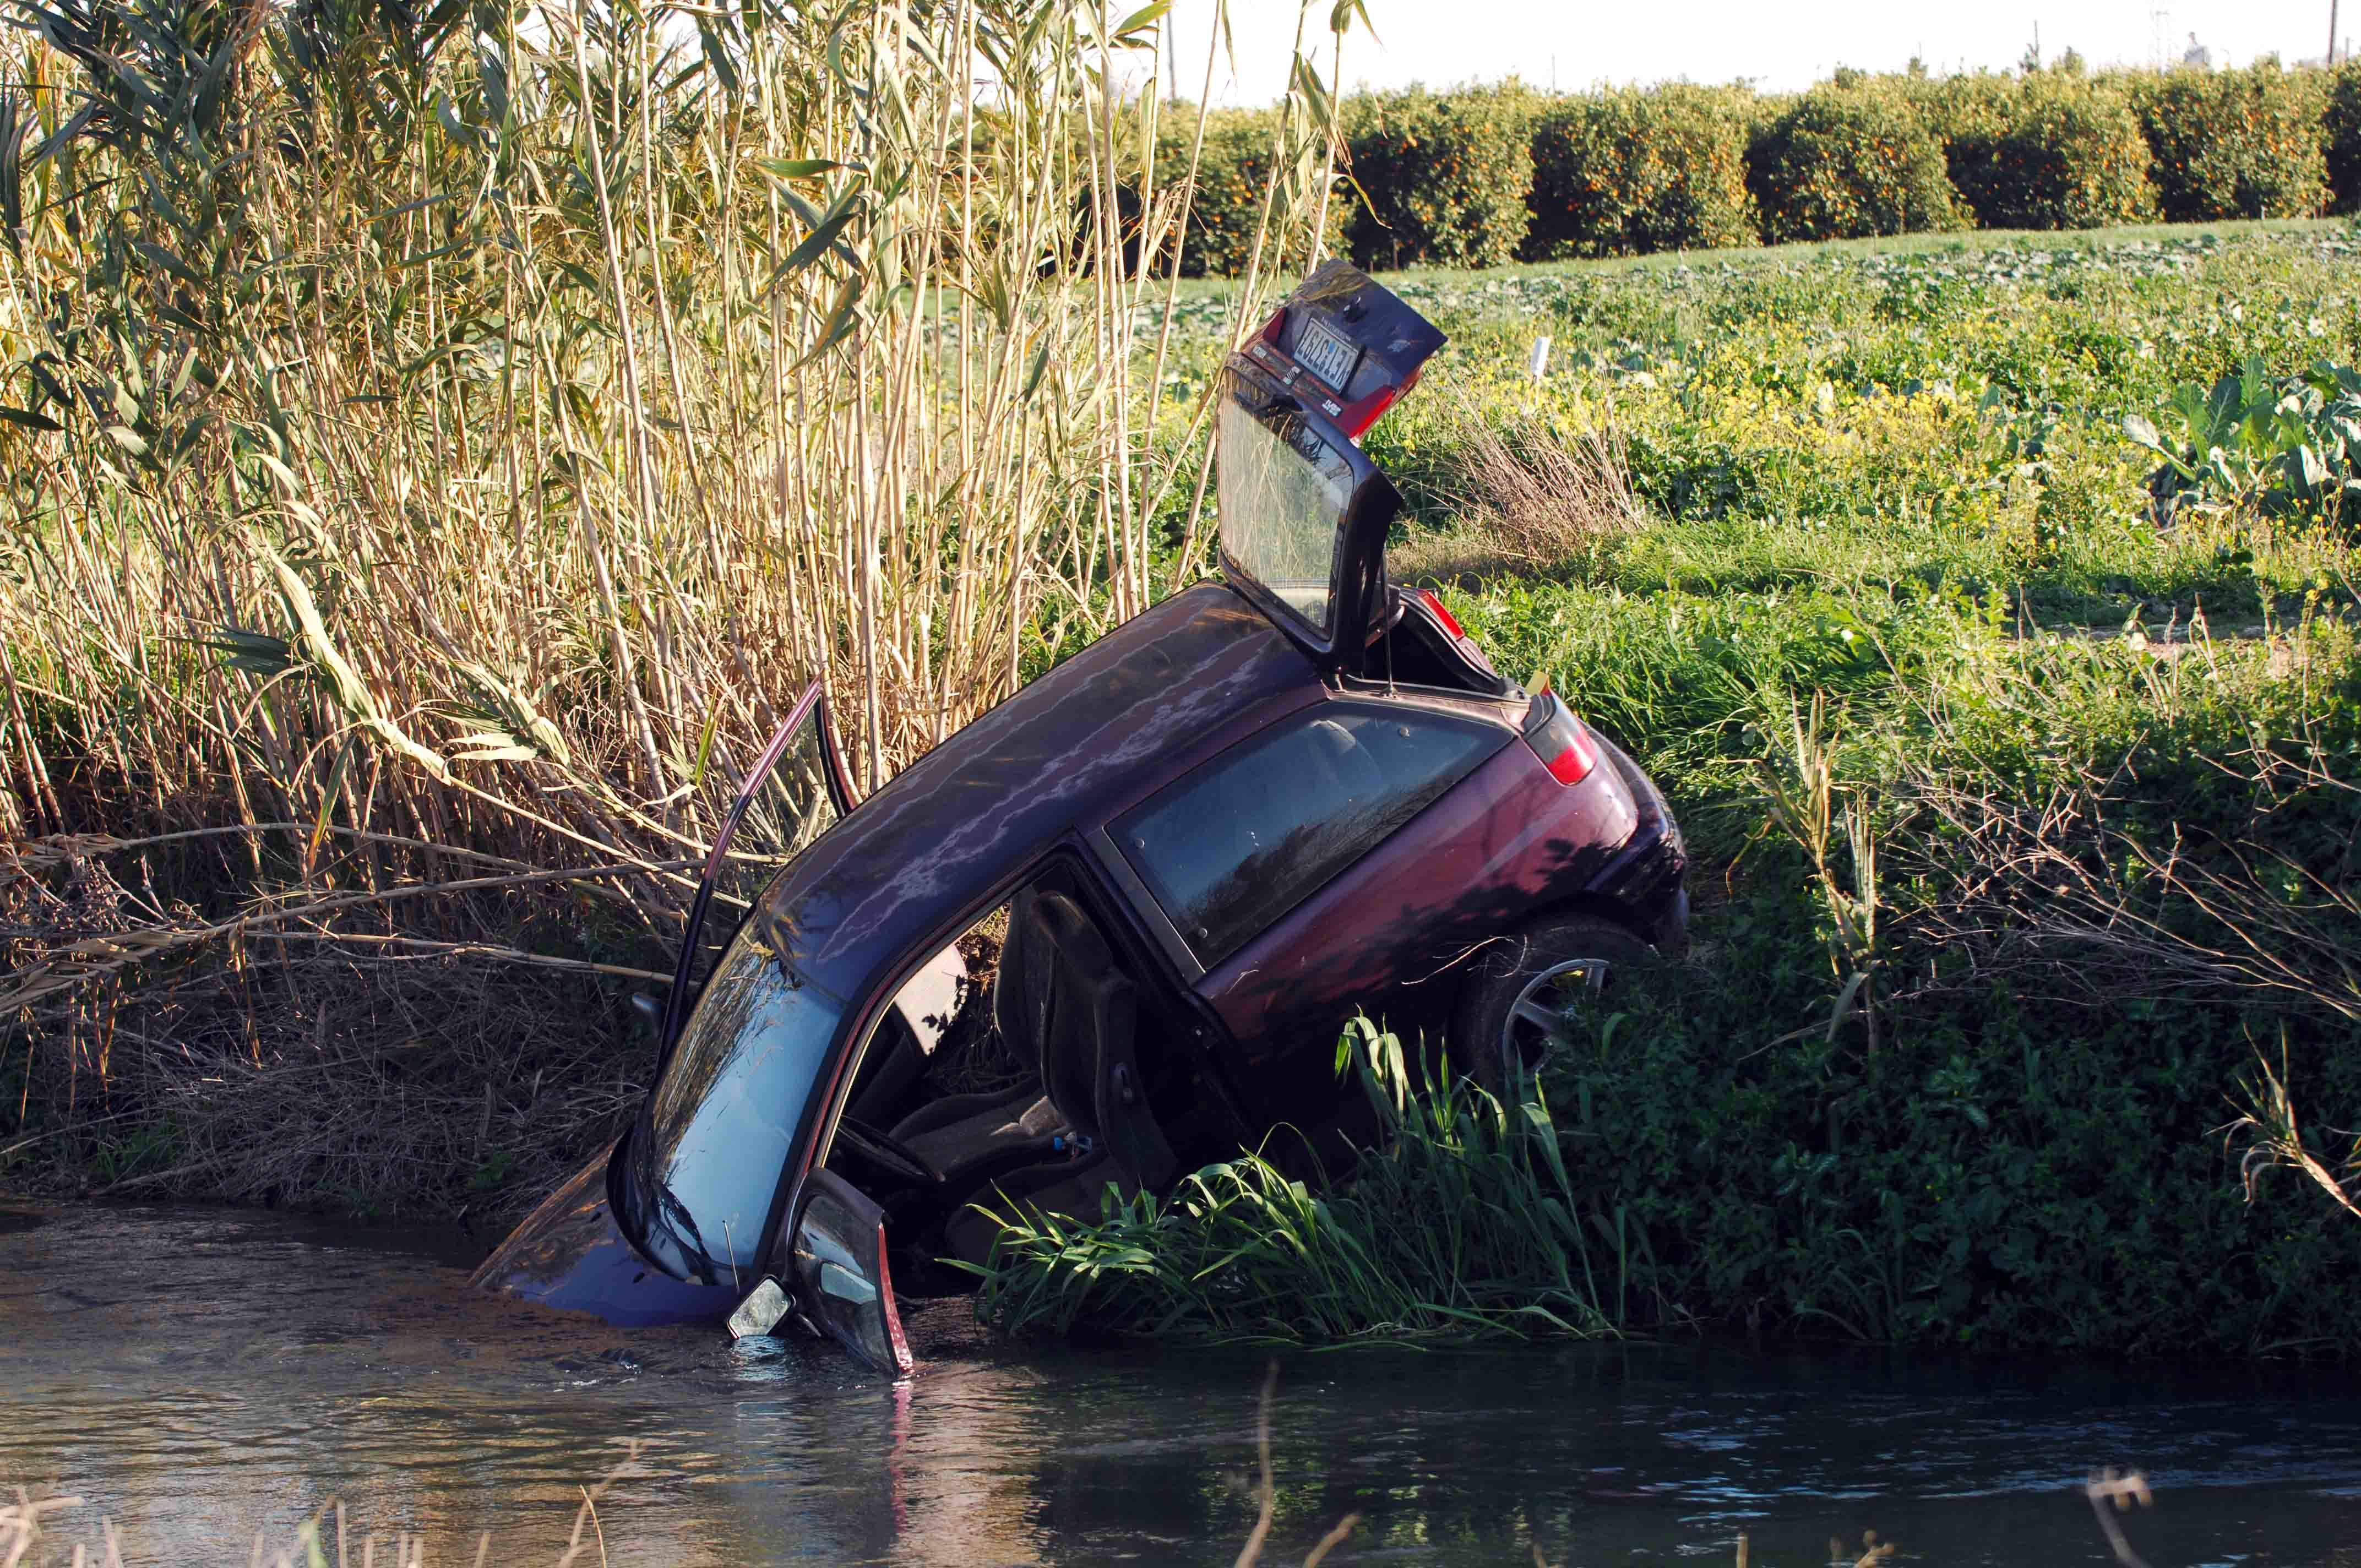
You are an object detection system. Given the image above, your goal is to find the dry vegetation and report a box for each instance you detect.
[1388,394,1646,587]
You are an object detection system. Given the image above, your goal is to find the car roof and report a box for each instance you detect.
[758,581,1319,1009]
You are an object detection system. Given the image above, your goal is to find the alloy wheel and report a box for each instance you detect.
[1500,956,1614,1061]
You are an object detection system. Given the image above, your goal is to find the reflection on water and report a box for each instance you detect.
[3,1200,2360,1565]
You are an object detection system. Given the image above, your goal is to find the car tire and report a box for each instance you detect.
[1451,914,1656,1091]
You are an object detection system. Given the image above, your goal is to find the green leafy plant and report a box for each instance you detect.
[966,1019,1617,1343]
[1754,690,1885,1054]
[2125,357,2361,521]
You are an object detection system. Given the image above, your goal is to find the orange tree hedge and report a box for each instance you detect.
[1344,83,1539,270]
[1943,73,2158,228]
[2121,62,2329,221]
[1745,82,1966,242]
[1523,84,1758,259]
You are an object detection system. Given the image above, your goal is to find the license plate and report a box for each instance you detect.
[1294,315,1361,393]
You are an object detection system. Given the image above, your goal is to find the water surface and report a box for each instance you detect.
[2,1201,2358,1565]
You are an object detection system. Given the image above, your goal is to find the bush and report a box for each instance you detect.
[1522,84,1759,260]
[1944,76,2158,228]
[1345,84,1537,271]
[2327,61,2361,214]
[1747,84,1967,242]
[1903,68,2015,155]
[2125,62,2329,221]
[1168,109,1346,279]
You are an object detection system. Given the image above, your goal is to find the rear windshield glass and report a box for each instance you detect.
[624,915,845,1286]
[1114,706,1501,967]
[1216,376,1352,634]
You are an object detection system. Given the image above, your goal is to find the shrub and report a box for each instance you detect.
[1522,84,1759,260]
[2328,61,2361,213]
[1903,68,2015,155]
[1344,84,1538,271]
[1168,108,1346,279]
[2126,62,2329,221]
[1747,84,1967,242]
[1945,76,2158,228]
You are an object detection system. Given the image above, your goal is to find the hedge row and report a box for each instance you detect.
[1169,62,2357,276]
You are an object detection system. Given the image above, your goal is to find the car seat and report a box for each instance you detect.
[891,884,1179,1269]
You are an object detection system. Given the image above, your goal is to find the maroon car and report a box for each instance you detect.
[472,262,1688,1373]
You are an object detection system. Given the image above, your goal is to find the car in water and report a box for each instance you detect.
[472,260,1689,1373]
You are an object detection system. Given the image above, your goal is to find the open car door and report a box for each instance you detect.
[1217,260,1445,677]
[785,1169,913,1376]
[657,680,855,1067]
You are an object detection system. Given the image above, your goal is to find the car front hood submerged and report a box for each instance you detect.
[469,1141,738,1327]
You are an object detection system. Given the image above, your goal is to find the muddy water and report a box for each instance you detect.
[2,1201,2358,1566]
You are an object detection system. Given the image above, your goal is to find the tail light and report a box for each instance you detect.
[1419,589,1465,640]
[1524,693,1598,786]
[1335,383,1397,439]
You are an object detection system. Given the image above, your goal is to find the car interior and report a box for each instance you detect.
[822,861,1212,1293]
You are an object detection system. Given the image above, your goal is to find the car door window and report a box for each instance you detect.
[1113,705,1502,968]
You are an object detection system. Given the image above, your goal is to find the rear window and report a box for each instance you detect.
[1114,705,1501,967]
[1215,375,1353,634]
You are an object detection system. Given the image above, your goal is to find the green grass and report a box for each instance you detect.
[984,220,2361,1357]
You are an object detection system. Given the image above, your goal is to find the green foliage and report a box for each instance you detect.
[1542,911,2361,1355]
[2125,356,2361,521]
[1166,67,2359,277]
[2124,63,2331,221]
[1345,84,1538,271]
[1747,84,1968,243]
[1944,77,2158,229]
[2327,61,2361,214]
[1522,85,1759,260]
[969,1020,1615,1342]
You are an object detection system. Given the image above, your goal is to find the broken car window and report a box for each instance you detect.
[1114,706,1501,968]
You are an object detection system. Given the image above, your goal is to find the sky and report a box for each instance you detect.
[1141,0,2346,104]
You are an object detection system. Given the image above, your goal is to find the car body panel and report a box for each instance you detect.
[467,1146,738,1326]
[1198,726,1641,1124]
[676,582,1328,1280]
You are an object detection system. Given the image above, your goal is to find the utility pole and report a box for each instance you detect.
[2332,0,2342,64]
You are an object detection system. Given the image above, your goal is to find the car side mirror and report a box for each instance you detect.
[784,1169,912,1376]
